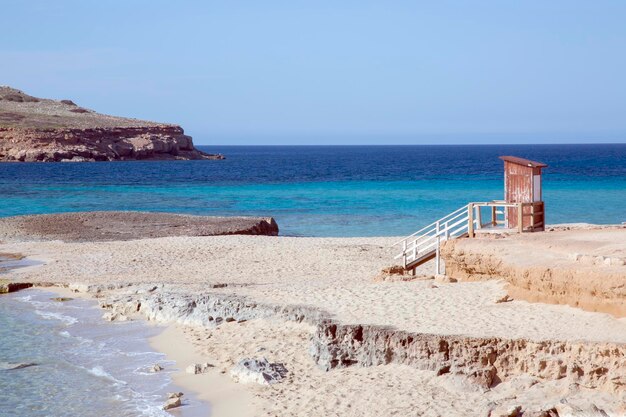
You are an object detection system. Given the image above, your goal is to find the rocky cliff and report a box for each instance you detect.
[0,86,223,162]
[439,227,626,317]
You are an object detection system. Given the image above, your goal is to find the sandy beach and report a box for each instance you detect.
[5,3,626,415]
[1,215,625,417]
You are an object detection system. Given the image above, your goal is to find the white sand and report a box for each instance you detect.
[3,233,625,416]
[149,318,625,417]
[151,325,254,417]
[6,235,625,343]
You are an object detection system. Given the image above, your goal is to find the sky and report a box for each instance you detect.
[1,1,626,145]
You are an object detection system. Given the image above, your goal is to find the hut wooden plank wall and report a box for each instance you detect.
[499,156,547,231]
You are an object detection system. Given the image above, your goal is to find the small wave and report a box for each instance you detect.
[21,300,54,309]
[15,296,82,310]
[87,366,127,386]
[134,401,178,417]
[125,351,162,357]
[58,330,93,346]
[34,310,78,325]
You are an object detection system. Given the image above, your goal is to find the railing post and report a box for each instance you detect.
[435,221,440,274]
[445,221,450,240]
[402,240,407,268]
[491,206,497,226]
[436,234,441,275]
[475,205,482,229]
[468,204,474,238]
[518,202,524,233]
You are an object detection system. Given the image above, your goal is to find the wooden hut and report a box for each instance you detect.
[499,156,547,231]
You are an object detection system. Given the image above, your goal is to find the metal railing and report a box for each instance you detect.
[393,201,544,274]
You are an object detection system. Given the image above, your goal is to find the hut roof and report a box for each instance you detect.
[499,156,547,168]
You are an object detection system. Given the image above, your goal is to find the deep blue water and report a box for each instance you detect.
[0,144,624,236]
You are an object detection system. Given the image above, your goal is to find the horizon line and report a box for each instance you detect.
[197,142,626,147]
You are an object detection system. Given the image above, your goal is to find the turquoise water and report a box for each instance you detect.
[0,289,207,417]
[0,144,624,236]
[0,144,624,417]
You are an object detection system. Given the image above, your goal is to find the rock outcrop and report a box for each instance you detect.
[162,398,181,410]
[0,211,279,242]
[86,286,624,393]
[310,322,625,392]
[0,86,223,162]
[186,363,214,374]
[230,358,288,385]
[0,362,38,370]
[439,229,626,317]
[0,281,33,294]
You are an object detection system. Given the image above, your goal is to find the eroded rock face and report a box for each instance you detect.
[133,291,327,327]
[439,237,626,317]
[309,322,625,392]
[0,125,222,162]
[0,86,224,162]
[0,282,33,294]
[85,285,625,394]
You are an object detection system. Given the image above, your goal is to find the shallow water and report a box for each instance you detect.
[0,144,624,236]
[0,289,209,417]
[0,255,42,274]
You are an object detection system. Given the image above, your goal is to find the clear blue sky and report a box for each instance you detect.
[2,1,625,145]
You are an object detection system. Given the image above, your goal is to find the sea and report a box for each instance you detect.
[0,144,624,235]
[0,287,208,417]
[0,144,624,417]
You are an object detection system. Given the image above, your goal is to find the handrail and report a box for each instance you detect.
[391,204,468,247]
[394,200,544,274]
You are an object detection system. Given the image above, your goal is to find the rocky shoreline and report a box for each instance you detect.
[1,225,624,416]
[83,284,625,393]
[3,281,623,417]
[0,86,223,162]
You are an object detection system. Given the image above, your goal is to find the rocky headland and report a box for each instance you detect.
[0,86,223,162]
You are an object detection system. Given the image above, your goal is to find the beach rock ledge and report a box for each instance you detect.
[0,86,223,162]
